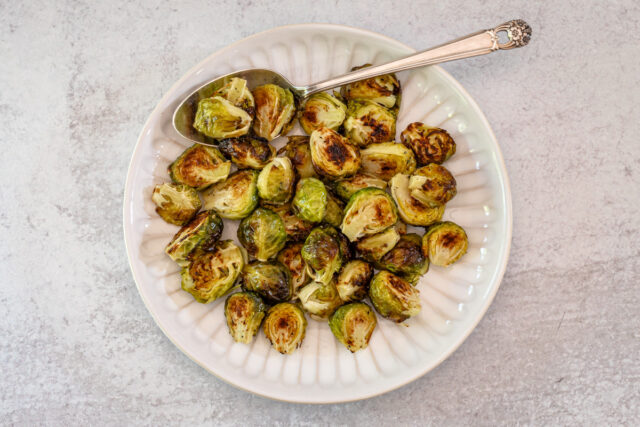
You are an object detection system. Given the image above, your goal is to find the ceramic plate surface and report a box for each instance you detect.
[123,24,512,403]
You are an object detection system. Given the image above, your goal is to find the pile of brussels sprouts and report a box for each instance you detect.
[151,67,469,355]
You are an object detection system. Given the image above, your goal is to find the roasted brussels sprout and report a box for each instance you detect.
[299,92,347,134]
[329,302,377,352]
[323,192,344,228]
[263,303,307,354]
[327,226,354,263]
[224,291,266,344]
[202,169,258,219]
[165,210,223,266]
[277,136,316,179]
[213,77,255,115]
[298,281,343,319]
[389,174,444,226]
[340,188,398,242]
[340,64,401,109]
[152,183,201,226]
[343,100,396,147]
[360,142,416,181]
[267,203,313,242]
[277,242,311,294]
[218,136,274,170]
[355,226,401,262]
[376,234,429,285]
[292,177,327,223]
[409,164,457,207]
[169,144,231,190]
[302,226,343,285]
[252,84,296,141]
[309,127,361,179]
[193,96,252,139]
[422,221,468,266]
[180,240,244,303]
[257,157,295,205]
[237,208,287,261]
[369,270,421,323]
[335,260,374,302]
[334,173,387,202]
[400,123,456,165]
[241,261,292,304]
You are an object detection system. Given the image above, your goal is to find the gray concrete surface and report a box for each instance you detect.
[1,0,639,425]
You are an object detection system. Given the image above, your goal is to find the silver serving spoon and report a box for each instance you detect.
[174,20,531,145]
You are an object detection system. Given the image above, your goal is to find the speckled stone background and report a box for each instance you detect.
[1,0,639,425]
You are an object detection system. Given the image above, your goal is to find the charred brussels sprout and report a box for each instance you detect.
[422,221,468,266]
[169,144,231,190]
[180,240,244,303]
[355,226,401,262]
[369,270,421,323]
[257,157,295,205]
[237,208,287,261]
[213,77,255,115]
[292,177,327,223]
[323,192,344,228]
[241,261,292,304]
[202,169,258,219]
[277,136,316,179]
[329,302,377,352]
[263,303,307,354]
[298,281,343,319]
[376,234,429,285]
[224,292,266,344]
[409,164,457,207]
[400,123,456,165]
[389,174,444,226]
[309,127,361,179]
[165,210,223,266]
[340,188,398,242]
[268,203,313,242]
[340,64,401,109]
[299,92,347,134]
[360,142,416,181]
[335,260,374,302]
[343,100,396,147]
[193,96,252,139]
[302,226,343,285]
[252,84,296,141]
[277,242,311,294]
[218,136,274,170]
[152,183,201,226]
[334,173,387,202]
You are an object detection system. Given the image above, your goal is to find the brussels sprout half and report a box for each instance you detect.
[343,100,396,147]
[302,226,343,285]
[277,136,316,179]
[355,226,401,262]
[323,191,345,228]
[389,174,444,226]
[152,183,202,226]
[340,188,398,242]
[165,210,223,266]
[267,203,314,242]
[340,64,401,109]
[214,77,255,116]
[277,242,311,294]
[409,164,457,207]
[376,233,429,285]
[237,208,287,262]
[257,157,296,205]
[298,281,343,319]
[169,144,231,190]
[360,142,416,181]
[329,302,377,352]
[400,122,456,165]
[202,169,258,220]
[263,303,307,354]
[252,84,296,141]
[422,221,468,267]
[335,260,374,303]
[299,92,347,135]
[193,96,252,139]
[181,240,244,303]
[309,127,361,179]
[369,270,421,323]
[334,173,387,202]
[241,261,292,304]
[292,177,327,223]
[224,291,266,344]
[218,136,275,170]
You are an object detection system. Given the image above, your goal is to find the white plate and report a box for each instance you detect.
[123,24,512,403]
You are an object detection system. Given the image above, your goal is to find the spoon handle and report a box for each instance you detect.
[300,19,531,97]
